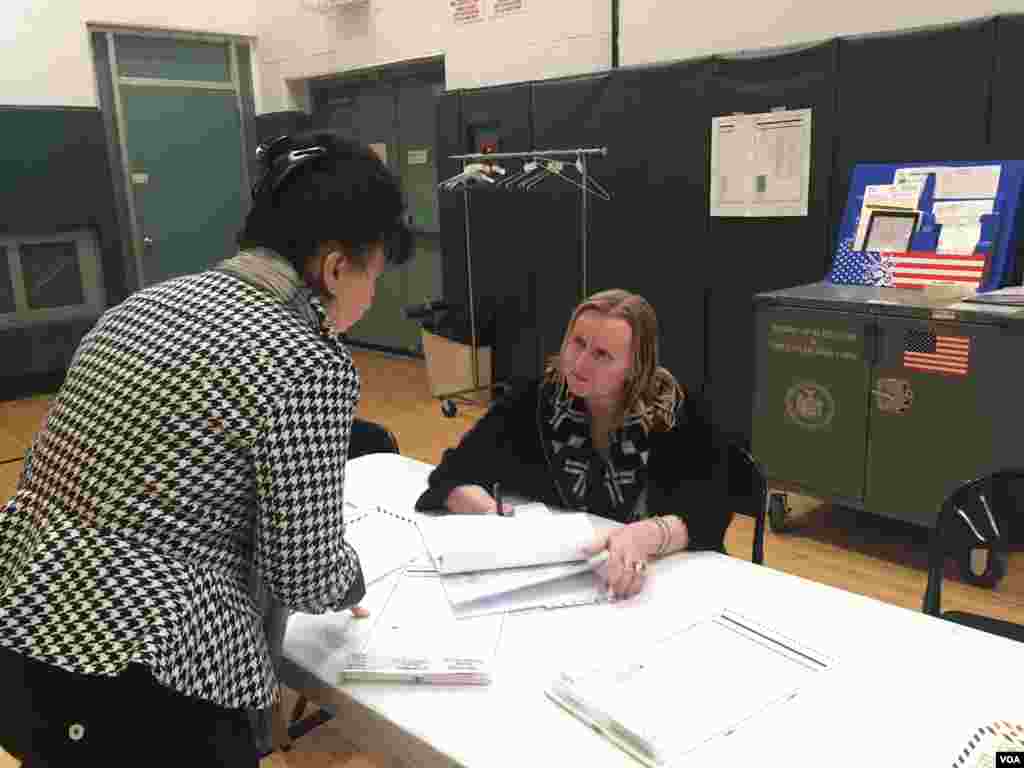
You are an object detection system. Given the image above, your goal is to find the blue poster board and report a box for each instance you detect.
[829,161,1024,292]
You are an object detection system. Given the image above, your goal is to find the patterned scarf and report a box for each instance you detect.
[217,248,343,344]
[538,380,654,522]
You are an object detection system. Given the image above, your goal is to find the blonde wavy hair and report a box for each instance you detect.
[545,289,685,433]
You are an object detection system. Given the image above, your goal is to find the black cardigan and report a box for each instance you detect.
[416,380,734,552]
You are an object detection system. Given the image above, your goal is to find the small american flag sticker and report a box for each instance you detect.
[903,330,971,376]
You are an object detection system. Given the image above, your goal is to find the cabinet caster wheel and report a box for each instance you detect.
[768,493,790,533]
[441,400,457,418]
[958,546,1007,588]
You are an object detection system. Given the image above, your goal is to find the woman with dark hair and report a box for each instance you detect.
[415,289,733,601]
[0,131,411,766]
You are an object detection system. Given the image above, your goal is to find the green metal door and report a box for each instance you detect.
[752,306,873,501]
[865,318,996,527]
[121,87,246,284]
[105,32,250,286]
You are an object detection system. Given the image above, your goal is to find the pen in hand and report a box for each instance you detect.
[493,482,504,516]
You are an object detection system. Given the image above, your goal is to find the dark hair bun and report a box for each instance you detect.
[239,129,411,272]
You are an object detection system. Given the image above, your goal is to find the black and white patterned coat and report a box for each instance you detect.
[0,269,364,709]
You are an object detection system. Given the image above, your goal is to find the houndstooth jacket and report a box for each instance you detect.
[0,256,364,709]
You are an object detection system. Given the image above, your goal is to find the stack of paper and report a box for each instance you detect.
[418,512,597,574]
[338,570,505,685]
[341,653,490,685]
[547,610,836,766]
[963,286,1024,306]
[415,513,610,616]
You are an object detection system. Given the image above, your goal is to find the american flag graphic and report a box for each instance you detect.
[829,239,988,289]
[903,330,971,376]
[884,251,987,289]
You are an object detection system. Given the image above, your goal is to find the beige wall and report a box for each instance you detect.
[3,0,1022,112]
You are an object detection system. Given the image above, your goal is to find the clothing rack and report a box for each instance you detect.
[432,146,610,416]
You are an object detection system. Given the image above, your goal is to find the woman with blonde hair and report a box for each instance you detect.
[416,289,733,599]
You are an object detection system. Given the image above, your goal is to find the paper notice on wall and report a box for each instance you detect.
[452,0,485,24]
[754,117,804,204]
[407,148,429,166]
[492,0,525,17]
[710,108,812,216]
[934,165,1001,200]
[712,118,755,208]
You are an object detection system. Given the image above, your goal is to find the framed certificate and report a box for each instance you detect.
[863,209,919,253]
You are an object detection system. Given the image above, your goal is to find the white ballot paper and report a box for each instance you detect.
[547,609,836,766]
[418,513,596,575]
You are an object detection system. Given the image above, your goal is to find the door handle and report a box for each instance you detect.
[143,236,154,246]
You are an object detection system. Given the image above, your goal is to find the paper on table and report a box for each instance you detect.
[362,571,504,659]
[418,513,595,575]
[965,285,1024,299]
[442,556,605,609]
[452,568,607,620]
[934,165,1001,200]
[338,570,505,683]
[344,505,424,586]
[547,610,835,766]
[948,300,1024,315]
[512,502,552,516]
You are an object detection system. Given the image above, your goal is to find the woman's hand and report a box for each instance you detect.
[445,485,513,515]
[581,520,661,600]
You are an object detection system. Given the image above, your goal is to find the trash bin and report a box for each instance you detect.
[405,299,497,414]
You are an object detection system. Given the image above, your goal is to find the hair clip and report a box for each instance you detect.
[255,135,289,164]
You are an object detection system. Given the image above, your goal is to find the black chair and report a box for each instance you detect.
[348,418,400,459]
[281,419,400,752]
[725,442,768,566]
[922,469,1022,643]
[691,387,767,565]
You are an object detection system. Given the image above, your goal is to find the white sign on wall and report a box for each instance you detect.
[710,108,813,217]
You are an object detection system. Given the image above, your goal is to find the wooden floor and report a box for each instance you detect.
[1,348,1022,766]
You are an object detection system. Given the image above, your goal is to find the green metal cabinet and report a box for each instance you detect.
[753,282,1024,532]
